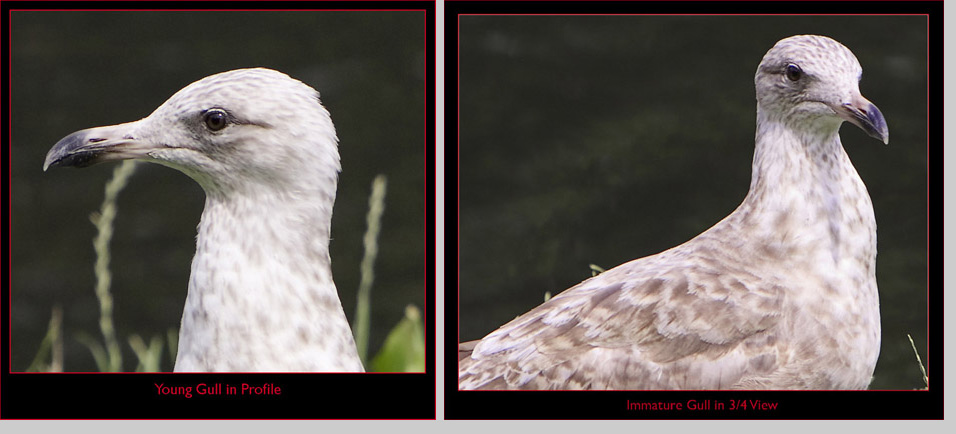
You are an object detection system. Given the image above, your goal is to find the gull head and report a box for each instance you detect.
[755,35,888,144]
[43,68,341,197]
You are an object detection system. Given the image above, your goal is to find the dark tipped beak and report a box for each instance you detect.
[832,94,889,145]
[43,122,151,171]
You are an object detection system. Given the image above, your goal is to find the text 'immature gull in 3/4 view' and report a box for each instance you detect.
[459,35,889,390]
[45,68,364,372]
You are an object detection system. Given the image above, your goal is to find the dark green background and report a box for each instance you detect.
[11,11,426,372]
[459,16,928,389]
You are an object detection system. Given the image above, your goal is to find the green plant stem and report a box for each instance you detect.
[353,174,387,365]
[26,305,63,372]
[128,334,164,372]
[91,160,137,371]
[907,333,928,387]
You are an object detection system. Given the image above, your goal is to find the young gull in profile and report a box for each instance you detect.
[44,68,364,372]
[459,35,888,390]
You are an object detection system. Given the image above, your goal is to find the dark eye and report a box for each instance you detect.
[785,64,802,82]
[203,109,228,131]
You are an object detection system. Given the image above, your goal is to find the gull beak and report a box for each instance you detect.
[832,93,889,145]
[43,121,155,171]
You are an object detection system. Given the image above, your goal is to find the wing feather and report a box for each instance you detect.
[459,246,786,389]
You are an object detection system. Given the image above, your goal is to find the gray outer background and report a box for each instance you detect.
[12,11,426,372]
[459,16,928,389]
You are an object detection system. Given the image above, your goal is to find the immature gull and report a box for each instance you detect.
[44,68,364,372]
[459,35,888,389]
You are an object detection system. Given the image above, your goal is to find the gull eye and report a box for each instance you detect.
[785,64,803,82]
[203,109,228,131]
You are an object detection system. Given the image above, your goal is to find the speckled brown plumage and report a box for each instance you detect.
[459,35,888,390]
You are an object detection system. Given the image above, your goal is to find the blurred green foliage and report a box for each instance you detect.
[370,305,426,373]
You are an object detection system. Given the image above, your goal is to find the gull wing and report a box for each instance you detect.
[459,246,785,390]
